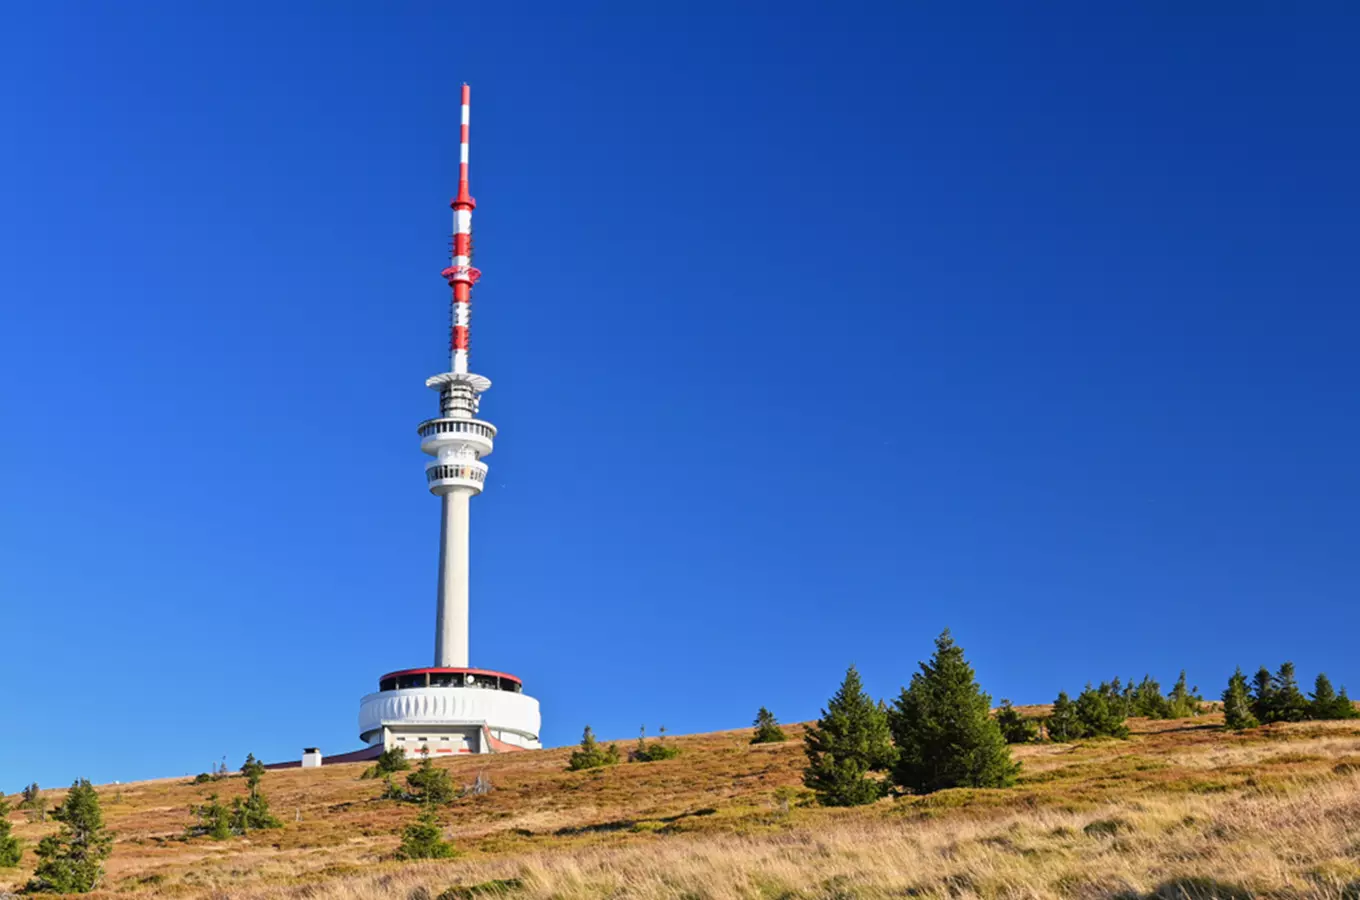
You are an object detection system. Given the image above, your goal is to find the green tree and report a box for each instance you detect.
[0,797,21,867]
[1309,674,1360,721]
[751,707,787,744]
[395,805,456,860]
[1270,662,1309,723]
[406,747,458,803]
[630,726,680,763]
[1166,671,1203,718]
[803,665,895,806]
[1075,684,1129,738]
[1222,668,1259,731]
[362,746,410,779]
[188,794,233,841]
[888,631,1019,794]
[1251,666,1276,723]
[1129,675,1169,718]
[19,783,46,824]
[995,700,1039,744]
[567,726,622,771]
[1047,691,1084,742]
[234,753,282,830]
[26,778,112,894]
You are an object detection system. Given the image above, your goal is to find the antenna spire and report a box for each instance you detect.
[441,83,479,374]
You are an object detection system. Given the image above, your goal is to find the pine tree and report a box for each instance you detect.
[995,700,1039,744]
[751,707,787,744]
[803,665,895,806]
[27,778,112,894]
[1075,684,1129,738]
[1251,666,1276,723]
[888,631,1019,794]
[396,805,456,860]
[1222,668,1259,731]
[0,797,21,867]
[188,794,233,840]
[1270,662,1308,723]
[567,725,621,771]
[1047,691,1084,742]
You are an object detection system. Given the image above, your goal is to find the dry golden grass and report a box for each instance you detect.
[6,716,1360,899]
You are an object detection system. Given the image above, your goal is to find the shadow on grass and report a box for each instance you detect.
[553,807,718,836]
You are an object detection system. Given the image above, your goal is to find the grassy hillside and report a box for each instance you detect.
[5,714,1360,899]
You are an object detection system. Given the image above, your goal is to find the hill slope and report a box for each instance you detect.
[5,715,1360,899]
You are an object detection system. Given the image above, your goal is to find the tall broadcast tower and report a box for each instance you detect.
[357,85,543,755]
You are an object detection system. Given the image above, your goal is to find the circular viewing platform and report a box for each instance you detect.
[378,666,524,693]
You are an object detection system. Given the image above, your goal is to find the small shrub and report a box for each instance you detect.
[1083,817,1131,838]
[363,746,411,780]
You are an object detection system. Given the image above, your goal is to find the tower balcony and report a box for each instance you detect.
[426,459,488,495]
[418,418,496,458]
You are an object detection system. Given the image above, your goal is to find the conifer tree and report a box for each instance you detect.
[396,805,456,860]
[27,778,112,894]
[1047,691,1084,742]
[1251,666,1276,723]
[19,783,46,823]
[1309,673,1339,721]
[0,797,21,867]
[1222,668,1259,731]
[803,665,895,805]
[888,631,1019,793]
[751,707,787,744]
[1129,675,1169,718]
[1166,670,1203,718]
[406,747,457,803]
[1075,684,1129,738]
[995,700,1039,744]
[1270,662,1308,723]
[1309,674,1359,720]
[235,753,282,830]
[567,725,621,771]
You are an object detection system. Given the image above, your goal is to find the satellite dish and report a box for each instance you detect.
[465,675,476,685]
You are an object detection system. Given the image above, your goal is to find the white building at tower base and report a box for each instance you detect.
[358,667,541,755]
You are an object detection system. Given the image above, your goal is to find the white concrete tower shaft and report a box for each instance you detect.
[425,83,493,669]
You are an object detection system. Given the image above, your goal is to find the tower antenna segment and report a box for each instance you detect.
[442,84,479,375]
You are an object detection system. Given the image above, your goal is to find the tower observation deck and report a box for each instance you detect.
[357,85,542,755]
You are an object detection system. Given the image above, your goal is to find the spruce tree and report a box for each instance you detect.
[1222,668,1259,731]
[995,700,1039,744]
[1270,662,1308,723]
[567,725,621,771]
[1251,666,1276,723]
[1130,675,1169,718]
[236,753,282,830]
[19,783,46,824]
[751,707,787,744]
[1309,673,1339,721]
[1047,691,1084,742]
[1075,684,1129,738]
[1166,670,1202,718]
[0,797,21,867]
[1336,687,1360,720]
[803,665,895,806]
[27,778,112,894]
[406,748,457,803]
[396,805,456,860]
[888,631,1019,794]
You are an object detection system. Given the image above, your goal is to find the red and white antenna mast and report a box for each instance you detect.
[442,83,480,375]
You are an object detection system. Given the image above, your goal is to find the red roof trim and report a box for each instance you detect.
[379,666,522,685]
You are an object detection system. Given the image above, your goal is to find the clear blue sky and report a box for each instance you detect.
[3,3,1358,788]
